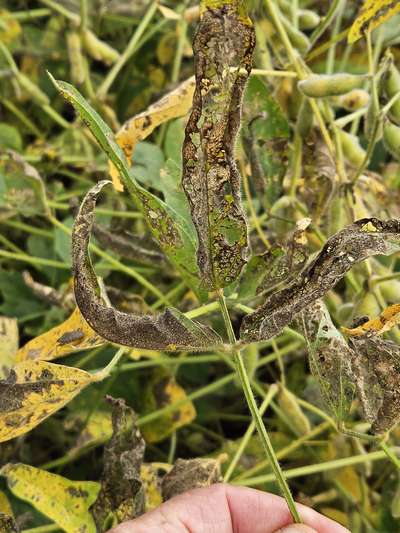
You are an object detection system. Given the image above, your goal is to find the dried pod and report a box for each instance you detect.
[72,181,222,351]
[182,1,255,290]
[241,218,400,342]
[298,74,367,99]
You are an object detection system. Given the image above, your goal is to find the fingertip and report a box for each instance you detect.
[273,525,318,533]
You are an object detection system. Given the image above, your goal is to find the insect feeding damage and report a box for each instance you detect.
[182,2,255,290]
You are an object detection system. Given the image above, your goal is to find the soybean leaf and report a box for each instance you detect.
[342,303,400,337]
[349,334,400,434]
[0,316,18,379]
[72,180,222,351]
[0,491,13,517]
[161,458,222,501]
[140,464,162,512]
[0,123,22,151]
[140,368,196,443]
[349,0,400,44]
[92,397,145,531]
[0,513,18,533]
[241,218,400,342]
[182,2,255,289]
[49,74,205,301]
[301,301,355,425]
[0,151,50,219]
[0,463,100,533]
[0,360,96,442]
[16,307,105,362]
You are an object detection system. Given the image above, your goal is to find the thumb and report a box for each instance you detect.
[274,526,318,533]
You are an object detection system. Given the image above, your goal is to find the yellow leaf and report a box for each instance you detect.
[16,307,105,362]
[1,463,100,533]
[348,0,400,44]
[0,317,18,379]
[0,490,13,517]
[319,507,349,527]
[0,10,21,44]
[0,360,96,443]
[341,303,400,337]
[111,77,195,191]
[140,464,163,511]
[140,369,196,443]
[68,409,113,454]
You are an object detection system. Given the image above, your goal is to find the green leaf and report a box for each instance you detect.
[0,123,22,151]
[49,73,205,300]
[1,463,100,533]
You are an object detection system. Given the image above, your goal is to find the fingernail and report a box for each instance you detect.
[274,525,318,533]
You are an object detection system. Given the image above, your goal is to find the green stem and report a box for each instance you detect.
[22,526,60,533]
[217,290,301,523]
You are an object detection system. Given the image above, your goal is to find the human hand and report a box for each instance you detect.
[108,483,350,533]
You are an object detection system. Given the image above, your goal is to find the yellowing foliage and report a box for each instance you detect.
[342,303,400,336]
[349,0,400,43]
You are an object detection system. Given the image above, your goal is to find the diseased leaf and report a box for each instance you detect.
[0,463,100,533]
[0,513,18,533]
[349,335,400,434]
[182,2,255,289]
[161,457,222,501]
[0,151,50,219]
[72,180,222,351]
[140,464,162,512]
[49,74,205,299]
[349,0,400,44]
[92,397,145,530]
[0,490,13,517]
[16,307,105,362]
[112,77,195,191]
[301,301,356,424]
[241,218,400,342]
[140,368,196,443]
[0,316,18,379]
[342,303,400,337]
[67,409,113,455]
[0,360,96,442]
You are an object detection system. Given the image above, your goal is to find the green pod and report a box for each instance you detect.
[278,387,311,436]
[383,120,400,160]
[337,129,366,167]
[298,73,367,98]
[384,64,400,124]
[335,89,370,111]
[380,279,400,303]
[82,29,120,65]
[353,292,381,320]
[16,73,50,106]
[298,10,320,30]
[280,16,310,54]
[295,98,313,138]
[67,31,85,85]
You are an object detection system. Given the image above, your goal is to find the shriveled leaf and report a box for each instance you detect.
[349,0,400,44]
[112,77,195,190]
[342,303,400,337]
[0,463,100,533]
[301,301,355,424]
[16,307,105,362]
[141,369,196,443]
[0,151,50,218]
[92,397,145,530]
[241,218,400,342]
[0,360,96,442]
[49,74,205,299]
[140,464,163,512]
[349,335,400,434]
[0,513,18,533]
[182,2,255,289]
[0,316,18,379]
[161,458,222,501]
[72,180,221,351]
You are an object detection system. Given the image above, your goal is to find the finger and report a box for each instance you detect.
[273,525,318,533]
[108,483,350,533]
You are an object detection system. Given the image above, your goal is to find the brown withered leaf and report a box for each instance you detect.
[72,180,222,351]
[301,301,355,424]
[241,218,400,342]
[0,513,18,532]
[92,397,145,531]
[349,335,400,434]
[342,303,400,337]
[161,458,222,501]
[182,3,255,289]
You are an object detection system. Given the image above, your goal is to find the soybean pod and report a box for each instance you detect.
[298,73,368,98]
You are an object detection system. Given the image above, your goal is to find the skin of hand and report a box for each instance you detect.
[108,483,350,533]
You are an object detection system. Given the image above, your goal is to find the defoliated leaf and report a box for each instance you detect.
[349,0,400,44]
[301,301,356,424]
[342,303,400,337]
[182,3,255,289]
[0,463,100,533]
[0,317,18,379]
[0,360,97,442]
[0,151,50,218]
[16,307,105,362]
[112,77,195,191]
[140,369,196,443]
[72,181,221,351]
[92,397,145,530]
[161,458,222,501]
[241,218,400,342]
[49,74,204,299]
